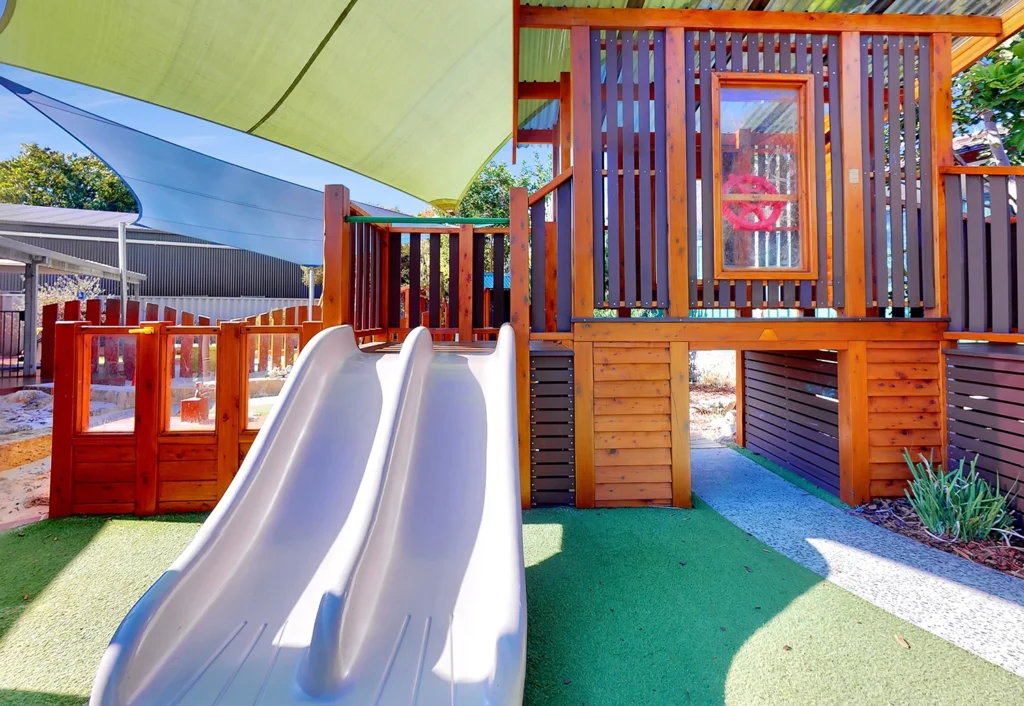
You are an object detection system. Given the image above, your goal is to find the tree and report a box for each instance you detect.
[0,143,137,211]
[456,155,552,218]
[953,36,1024,166]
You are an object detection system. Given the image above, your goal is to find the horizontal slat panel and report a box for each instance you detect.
[157,443,217,462]
[593,346,670,364]
[73,482,135,505]
[594,397,671,415]
[73,443,135,463]
[595,447,672,467]
[158,460,218,482]
[595,466,672,484]
[594,380,669,398]
[593,415,671,432]
[158,480,217,502]
[74,462,134,484]
[595,431,672,449]
[594,363,670,381]
[595,482,672,501]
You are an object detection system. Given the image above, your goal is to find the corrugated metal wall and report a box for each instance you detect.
[0,222,317,298]
[742,350,841,496]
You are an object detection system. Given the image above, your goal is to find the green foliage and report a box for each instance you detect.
[903,450,1018,543]
[0,143,137,212]
[952,36,1024,164]
[456,155,551,219]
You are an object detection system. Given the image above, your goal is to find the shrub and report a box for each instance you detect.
[903,449,1018,543]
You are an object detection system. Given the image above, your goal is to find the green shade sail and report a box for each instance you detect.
[0,0,512,208]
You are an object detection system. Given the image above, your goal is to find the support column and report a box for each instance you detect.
[570,25,595,318]
[838,32,867,317]
[838,340,870,505]
[669,341,692,508]
[927,33,953,319]
[323,185,352,327]
[509,187,532,510]
[22,261,38,376]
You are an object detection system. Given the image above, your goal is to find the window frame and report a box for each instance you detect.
[710,71,818,281]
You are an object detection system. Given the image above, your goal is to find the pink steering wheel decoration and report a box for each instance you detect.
[722,174,784,231]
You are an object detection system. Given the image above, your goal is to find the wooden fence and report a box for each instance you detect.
[48,318,322,517]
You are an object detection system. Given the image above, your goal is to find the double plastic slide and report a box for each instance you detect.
[90,325,527,705]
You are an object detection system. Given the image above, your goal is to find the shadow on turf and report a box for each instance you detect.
[521,503,822,705]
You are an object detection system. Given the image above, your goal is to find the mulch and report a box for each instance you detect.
[856,498,1024,579]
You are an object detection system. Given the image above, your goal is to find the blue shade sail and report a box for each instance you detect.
[1,76,400,266]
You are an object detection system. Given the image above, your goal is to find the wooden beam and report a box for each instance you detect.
[928,34,953,320]
[512,0,521,161]
[323,185,351,327]
[517,128,555,144]
[519,6,1003,35]
[839,32,867,317]
[941,165,1024,176]
[952,0,1024,73]
[669,341,692,508]
[528,166,573,206]
[574,319,948,343]
[666,27,689,317]
[838,340,871,505]
[570,25,595,318]
[574,341,596,508]
[134,322,163,516]
[458,224,475,343]
[216,321,242,498]
[509,189,531,510]
[519,81,560,100]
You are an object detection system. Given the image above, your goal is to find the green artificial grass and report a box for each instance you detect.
[728,443,851,509]
[1,504,1022,705]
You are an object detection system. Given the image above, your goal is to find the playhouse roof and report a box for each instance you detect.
[0,1,1017,207]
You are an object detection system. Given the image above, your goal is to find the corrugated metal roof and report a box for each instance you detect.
[516,0,1016,128]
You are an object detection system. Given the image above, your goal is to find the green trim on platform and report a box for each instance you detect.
[345,216,509,225]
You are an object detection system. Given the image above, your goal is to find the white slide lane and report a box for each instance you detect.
[90,325,526,706]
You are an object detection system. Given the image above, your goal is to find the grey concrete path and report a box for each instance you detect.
[692,447,1024,678]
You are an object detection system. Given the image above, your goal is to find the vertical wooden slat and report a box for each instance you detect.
[945,175,966,331]
[560,71,573,170]
[587,28,603,309]
[638,31,653,307]
[700,31,714,307]
[812,35,828,308]
[888,36,906,310]
[829,34,846,308]
[544,221,557,332]
[924,34,949,314]
[965,174,988,331]
[735,280,748,309]
[855,35,873,311]
[621,31,637,307]
[764,31,776,73]
[271,309,284,368]
[323,185,350,327]
[606,30,621,308]
[216,322,241,498]
[530,203,547,331]
[49,321,80,517]
[779,32,792,74]
[574,341,595,508]
[408,233,421,327]
[730,30,743,71]
[990,176,1012,334]
[429,233,441,328]
[376,227,386,332]
[473,232,485,328]
[134,322,163,516]
[683,30,699,309]
[556,181,573,331]
[284,308,296,366]
[838,340,870,505]
[755,34,770,306]
[782,281,796,308]
[509,189,531,509]
[653,30,669,309]
[388,231,401,328]
[361,224,370,330]
[871,35,887,310]
[493,234,506,325]
[104,299,122,378]
[458,225,474,342]
[734,351,746,447]
[904,38,921,307]
[448,233,459,330]
[352,223,362,330]
[1017,179,1024,334]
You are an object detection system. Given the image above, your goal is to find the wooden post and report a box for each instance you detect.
[134,321,164,516]
[458,224,475,343]
[838,340,870,505]
[49,321,82,518]
[559,71,572,170]
[544,220,557,332]
[928,33,953,319]
[216,322,242,498]
[323,185,352,327]
[839,32,867,317]
[666,27,690,316]
[570,25,595,318]
[669,341,692,508]
[573,341,595,508]
[40,303,58,382]
[300,320,324,350]
[734,351,745,448]
[509,188,532,510]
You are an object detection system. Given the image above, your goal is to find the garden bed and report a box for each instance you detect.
[857,498,1024,579]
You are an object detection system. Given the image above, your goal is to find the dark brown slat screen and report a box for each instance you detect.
[742,350,840,496]
[946,347,1024,513]
[530,350,576,507]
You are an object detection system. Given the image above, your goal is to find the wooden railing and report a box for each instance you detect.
[943,166,1024,335]
[49,317,323,517]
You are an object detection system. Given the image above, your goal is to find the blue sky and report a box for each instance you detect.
[0,63,549,214]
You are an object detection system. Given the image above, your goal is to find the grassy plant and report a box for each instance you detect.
[903,449,1019,543]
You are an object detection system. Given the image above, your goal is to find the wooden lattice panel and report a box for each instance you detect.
[866,342,943,497]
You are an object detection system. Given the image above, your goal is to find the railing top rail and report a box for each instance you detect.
[241,325,302,334]
[345,216,509,225]
[167,325,219,335]
[941,166,1024,176]
[529,166,573,206]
